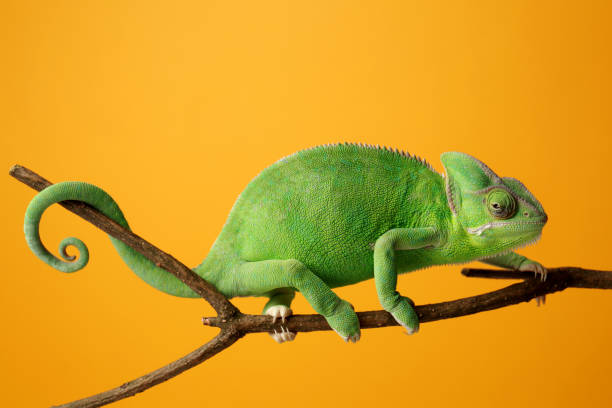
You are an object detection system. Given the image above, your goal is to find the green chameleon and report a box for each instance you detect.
[23,143,547,343]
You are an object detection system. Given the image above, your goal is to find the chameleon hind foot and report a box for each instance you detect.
[269,326,296,343]
[326,300,361,343]
[236,259,360,342]
[265,305,292,323]
[265,306,296,343]
[389,296,420,335]
[338,332,360,343]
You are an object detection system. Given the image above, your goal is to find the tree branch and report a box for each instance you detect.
[9,165,238,319]
[51,329,242,408]
[203,267,612,333]
[10,164,611,408]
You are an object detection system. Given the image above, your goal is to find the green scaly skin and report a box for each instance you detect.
[23,143,548,343]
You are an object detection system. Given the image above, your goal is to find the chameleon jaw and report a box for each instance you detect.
[466,220,546,236]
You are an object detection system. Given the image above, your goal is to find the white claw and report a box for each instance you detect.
[398,321,418,335]
[332,328,360,343]
[519,261,547,282]
[265,305,293,324]
[268,324,296,344]
[280,307,290,323]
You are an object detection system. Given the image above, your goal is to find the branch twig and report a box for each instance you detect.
[9,164,611,408]
[51,329,243,408]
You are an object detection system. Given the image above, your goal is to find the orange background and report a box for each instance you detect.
[1,1,611,407]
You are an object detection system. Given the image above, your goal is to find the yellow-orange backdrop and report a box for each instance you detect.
[1,1,611,407]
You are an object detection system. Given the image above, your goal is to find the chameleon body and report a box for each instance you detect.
[23,144,547,343]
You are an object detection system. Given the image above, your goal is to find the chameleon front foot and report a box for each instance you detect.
[518,259,548,281]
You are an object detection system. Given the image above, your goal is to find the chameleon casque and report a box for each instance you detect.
[24,143,547,343]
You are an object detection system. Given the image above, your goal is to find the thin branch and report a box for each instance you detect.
[10,164,611,408]
[461,267,612,289]
[203,267,612,333]
[9,165,238,319]
[51,329,243,408]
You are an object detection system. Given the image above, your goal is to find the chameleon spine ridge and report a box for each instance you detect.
[285,142,440,174]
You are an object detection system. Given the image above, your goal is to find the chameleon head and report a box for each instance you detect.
[440,152,547,254]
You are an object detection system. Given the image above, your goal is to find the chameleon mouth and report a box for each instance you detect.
[466,219,547,236]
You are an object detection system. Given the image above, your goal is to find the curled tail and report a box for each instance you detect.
[24,181,199,298]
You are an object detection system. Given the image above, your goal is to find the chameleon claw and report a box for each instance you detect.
[269,325,296,343]
[534,264,547,282]
[401,324,418,335]
[341,332,360,343]
[534,269,544,281]
[271,329,282,343]
[535,294,546,307]
[519,260,547,282]
[265,306,295,343]
[265,305,292,325]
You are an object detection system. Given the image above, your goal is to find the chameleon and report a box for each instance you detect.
[23,143,547,343]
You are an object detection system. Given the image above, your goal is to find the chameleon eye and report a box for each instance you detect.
[486,189,516,219]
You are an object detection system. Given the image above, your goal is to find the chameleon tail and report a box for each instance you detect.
[24,181,199,298]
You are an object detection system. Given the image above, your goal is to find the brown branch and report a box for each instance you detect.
[9,164,238,319]
[51,329,243,408]
[461,267,612,289]
[203,267,612,333]
[10,164,611,408]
